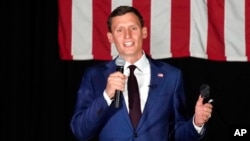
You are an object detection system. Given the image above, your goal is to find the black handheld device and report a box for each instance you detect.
[200,83,214,104]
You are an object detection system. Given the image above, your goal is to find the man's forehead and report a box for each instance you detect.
[111,14,141,27]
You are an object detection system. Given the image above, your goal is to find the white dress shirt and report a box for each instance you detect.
[122,53,150,112]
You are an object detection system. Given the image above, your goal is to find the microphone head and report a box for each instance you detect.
[115,56,125,66]
[200,83,210,98]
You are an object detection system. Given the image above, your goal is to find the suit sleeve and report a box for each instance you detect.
[170,70,204,141]
[70,68,110,140]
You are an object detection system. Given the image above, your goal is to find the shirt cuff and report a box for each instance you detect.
[192,116,204,134]
[103,91,113,106]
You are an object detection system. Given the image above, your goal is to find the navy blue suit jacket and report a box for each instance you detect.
[71,57,203,141]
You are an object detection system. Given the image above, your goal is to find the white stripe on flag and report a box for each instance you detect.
[225,0,247,61]
[150,0,172,59]
[111,0,133,59]
[72,0,93,60]
[112,0,132,10]
[189,0,208,59]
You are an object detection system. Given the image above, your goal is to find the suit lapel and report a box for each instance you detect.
[137,59,166,130]
[146,63,165,109]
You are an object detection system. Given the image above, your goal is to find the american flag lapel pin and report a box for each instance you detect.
[157,73,164,77]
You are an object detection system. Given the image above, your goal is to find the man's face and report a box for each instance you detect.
[107,12,147,60]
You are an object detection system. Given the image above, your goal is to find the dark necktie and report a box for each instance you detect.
[128,65,142,129]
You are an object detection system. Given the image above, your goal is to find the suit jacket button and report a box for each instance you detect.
[134,133,138,138]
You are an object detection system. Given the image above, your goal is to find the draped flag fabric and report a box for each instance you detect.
[58,0,250,61]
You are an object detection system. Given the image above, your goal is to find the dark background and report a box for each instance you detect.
[1,1,250,141]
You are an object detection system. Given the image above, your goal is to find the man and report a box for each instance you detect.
[71,5,213,141]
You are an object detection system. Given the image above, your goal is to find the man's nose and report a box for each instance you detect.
[125,29,132,38]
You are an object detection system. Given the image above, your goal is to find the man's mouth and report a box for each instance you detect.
[124,41,134,47]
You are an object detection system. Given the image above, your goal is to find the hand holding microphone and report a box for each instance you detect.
[194,83,214,127]
[105,57,126,108]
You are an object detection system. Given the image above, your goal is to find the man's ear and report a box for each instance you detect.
[142,27,148,39]
[107,32,113,43]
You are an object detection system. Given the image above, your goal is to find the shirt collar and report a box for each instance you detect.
[124,52,149,73]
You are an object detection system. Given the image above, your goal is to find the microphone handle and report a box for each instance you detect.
[114,90,121,108]
[114,66,124,108]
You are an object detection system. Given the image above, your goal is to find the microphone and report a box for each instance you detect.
[114,57,125,108]
[200,83,214,104]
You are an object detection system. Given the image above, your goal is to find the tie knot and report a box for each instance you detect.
[128,65,136,73]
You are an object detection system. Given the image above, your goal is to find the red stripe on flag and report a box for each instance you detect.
[92,0,112,60]
[58,0,73,60]
[133,0,151,57]
[207,0,226,61]
[246,0,250,61]
[171,0,191,57]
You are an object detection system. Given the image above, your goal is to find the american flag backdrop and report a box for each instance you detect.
[58,0,250,61]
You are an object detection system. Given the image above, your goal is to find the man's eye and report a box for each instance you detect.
[116,29,122,32]
[131,27,137,30]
